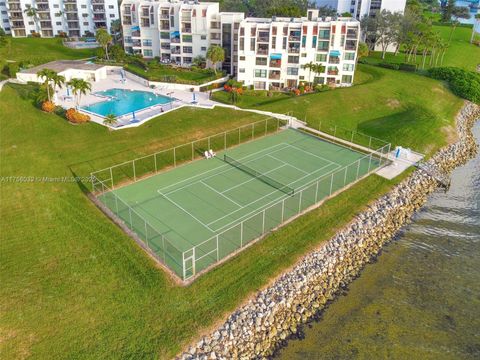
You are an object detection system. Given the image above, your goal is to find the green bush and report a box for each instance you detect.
[4,63,19,78]
[428,67,480,104]
[399,63,417,72]
[378,62,400,70]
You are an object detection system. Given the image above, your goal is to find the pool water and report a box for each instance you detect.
[81,88,173,117]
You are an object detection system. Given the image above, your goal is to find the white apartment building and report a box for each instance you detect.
[121,0,244,73]
[237,10,360,90]
[1,2,11,34]
[3,0,119,38]
[316,0,407,19]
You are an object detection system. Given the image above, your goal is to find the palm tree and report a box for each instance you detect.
[302,62,315,87]
[96,28,112,60]
[67,78,92,107]
[36,68,56,102]
[471,14,480,44]
[24,6,39,32]
[206,45,225,74]
[311,63,326,86]
[51,73,65,100]
[103,114,117,129]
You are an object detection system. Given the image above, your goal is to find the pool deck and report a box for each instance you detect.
[56,68,218,129]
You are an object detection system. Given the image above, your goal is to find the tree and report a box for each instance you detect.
[441,0,455,22]
[341,12,352,17]
[471,13,480,44]
[302,61,315,86]
[193,55,207,68]
[24,6,39,32]
[103,114,118,129]
[360,15,378,50]
[0,28,8,48]
[109,19,122,44]
[448,7,470,42]
[67,78,92,107]
[357,42,369,60]
[51,73,65,98]
[311,63,326,84]
[317,5,336,17]
[36,68,56,102]
[96,28,112,60]
[206,45,225,74]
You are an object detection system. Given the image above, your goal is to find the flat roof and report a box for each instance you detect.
[20,60,104,74]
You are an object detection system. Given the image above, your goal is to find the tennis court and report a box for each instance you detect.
[94,127,387,281]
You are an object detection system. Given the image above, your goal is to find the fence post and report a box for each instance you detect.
[162,236,166,263]
[224,132,227,151]
[251,123,254,140]
[154,153,158,172]
[110,167,114,189]
[240,222,243,247]
[145,222,149,247]
[329,172,334,195]
[133,160,136,182]
[262,209,266,233]
[356,159,361,180]
[238,127,241,144]
[368,153,372,173]
[216,235,219,261]
[334,125,337,138]
[343,166,348,186]
[315,179,319,202]
[114,195,119,215]
[208,136,211,150]
[174,147,176,167]
[128,207,133,229]
[191,142,194,160]
[350,131,354,145]
[264,119,267,136]
[281,198,285,222]
[298,191,303,212]
[368,136,372,150]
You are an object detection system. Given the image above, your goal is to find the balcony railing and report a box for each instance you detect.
[171,37,180,43]
[288,36,300,42]
[132,41,141,47]
[181,28,191,33]
[346,30,358,39]
[257,49,268,55]
[269,72,281,80]
[171,48,181,54]
[288,47,300,53]
[327,70,338,75]
[328,57,340,64]
[257,36,269,43]
[269,60,281,68]
[131,30,141,37]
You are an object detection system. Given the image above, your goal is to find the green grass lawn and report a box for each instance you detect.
[0,62,464,357]
[366,25,480,71]
[213,65,463,156]
[125,63,223,85]
[0,37,96,68]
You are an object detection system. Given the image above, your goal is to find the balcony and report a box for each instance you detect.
[181,27,191,34]
[8,4,21,11]
[288,36,300,42]
[93,7,106,13]
[288,47,300,54]
[171,37,180,43]
[171,48,181,54]
[257,48,268,55]
[9,14,23,20]
[11,21,25,28]
[123,18,132,25]
[160,13,169,19]
[257,36,269,43]
[328,56,340,64]
[132,40,141,47]
[269,71,281,80]
[64,6,78,12]
[40,22,52,29]
[327,69,339,75]
[37,5,50,12]
[269,59,281,68]
[345,40,357,51]
[94,16,106,22]
[67,22,80,29]
[131,30,141,37]
[346,29,358,39]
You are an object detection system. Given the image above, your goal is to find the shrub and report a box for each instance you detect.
[398,63,417,72]
[314,84,329,92]
[65,108,90,124]
[41,101,55,113]
[4,63,19,78]
[428,67,480,104]
[378,62,400,70]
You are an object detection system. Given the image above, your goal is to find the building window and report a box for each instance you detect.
[144,49,153,57]
[56,22,62,26]
[82,14,88,17]
[202,9,207,17]
[318,41,329,51]
[109,14,115,18]
[81,5,86,8]
[254,69,267,78]
[343,63,354,71]
[342,75,353,83]
[282,37,287,50]
[182,35,192,42]
[272,36,276,49]
[143,39,152,46]
[250,38,255,51]
[239,56,245,60]
[316,53,327,62]
[255,57,267,66]
[301,53,306,57]
[287,67,298,75]
[201,46,206,51]
[109,5,114,9]
[344,52,355,60]
[301,35,306,47]
[318,29,329,39]
[53,4,59,8]
[124,36,132,43]
[254,81,266,90]
[239,68,245,73]
[240,37,244,51]
[183,46,193,53]
[28,21,34,25]
[201,35,206,40]
[312,36,317,48]
[287,56,299,64]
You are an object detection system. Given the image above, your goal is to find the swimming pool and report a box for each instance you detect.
[81,88,173,117]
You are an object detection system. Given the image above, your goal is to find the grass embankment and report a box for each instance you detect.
[0,63,463,358]
[125,63,223,85]
[366,24,480,71]
[0,37,96,68]
[213,65,463,156]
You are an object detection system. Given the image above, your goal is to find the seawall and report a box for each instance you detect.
[179,101,480,360]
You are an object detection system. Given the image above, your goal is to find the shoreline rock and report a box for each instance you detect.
[179,101,480,360]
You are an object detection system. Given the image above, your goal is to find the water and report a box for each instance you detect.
[81,88,173,117]
[456,1,479,24]
[275,122,480,360]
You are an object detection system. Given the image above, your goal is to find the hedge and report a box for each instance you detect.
[428,67,480,104]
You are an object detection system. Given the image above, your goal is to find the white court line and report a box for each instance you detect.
[219,163,288,194]
[158,142,290,194]
[157,190,216,232]
[200,180,244,207]
[207,161,341,230]
[266,154,309,175]
[283,143,337,166]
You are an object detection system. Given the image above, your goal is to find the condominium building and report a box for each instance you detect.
[316,0,407,18]
[3,0,119,38]
[237,9,360,89]
[121,0,244,73]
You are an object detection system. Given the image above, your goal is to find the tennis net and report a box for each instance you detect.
[223,154,294,196]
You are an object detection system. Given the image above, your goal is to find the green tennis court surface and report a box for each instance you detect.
[99,128,382,279]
